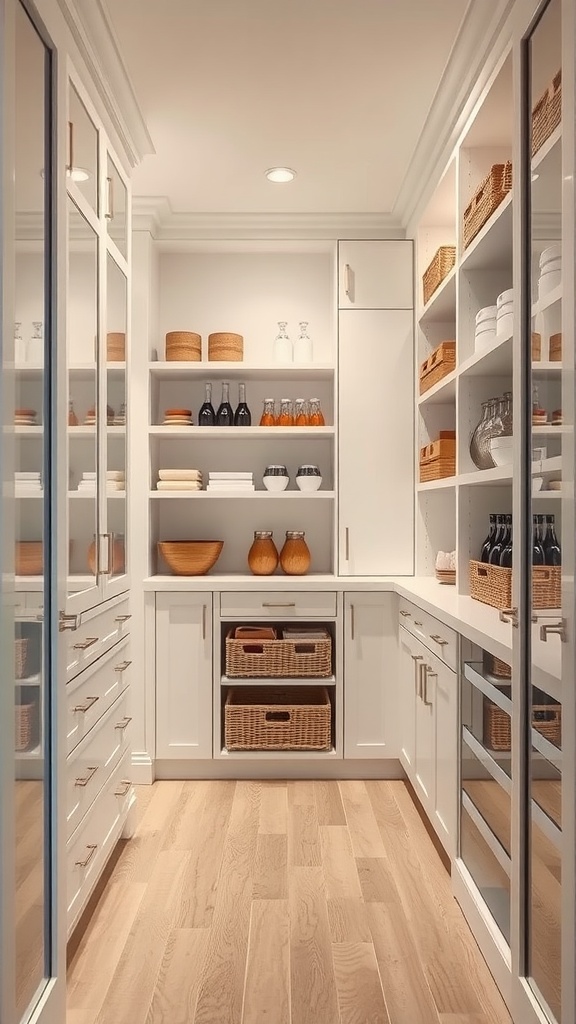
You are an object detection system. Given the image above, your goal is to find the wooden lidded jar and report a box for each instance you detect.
[248,531,278,576]
[279,531,311,576]
[165,331,202,361]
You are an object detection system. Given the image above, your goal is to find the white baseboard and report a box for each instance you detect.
[153,758,405,781]
[131,751,155,785]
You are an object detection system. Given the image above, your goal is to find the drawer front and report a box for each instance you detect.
[398,599,458,670]
[66,690,131,840]
[219,591,337,619]
[67,749,132,936]
[66,638,131,754]
[65,595,131,681]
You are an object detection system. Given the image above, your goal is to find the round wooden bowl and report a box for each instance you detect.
[16,542,43,576]
[158,540,224,575]
[87,537,125,575]
[106,332,126,361]
[165,332,201,362]
[208,332,243,362]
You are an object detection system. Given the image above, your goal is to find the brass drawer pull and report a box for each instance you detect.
[262,602,296,608]
[115,779,132,797]
[430,635,448,646]
[115,716,132,731]
[114,660,132,673]
[115,614,132,623]
[76,844,97,868]
[72,696,99,713]
[75,765,99,787]
[73,636,99,651]
[399,610,411,618]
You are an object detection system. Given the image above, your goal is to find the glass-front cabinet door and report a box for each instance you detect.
[103,250,128,597]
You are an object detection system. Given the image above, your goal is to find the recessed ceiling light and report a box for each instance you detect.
[265,167,296,183]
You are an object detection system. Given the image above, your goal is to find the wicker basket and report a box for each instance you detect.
[549,333,562,361]
[422,246,456,306]
[15,542,43,576]
[419,341,456,395]
[224,686,331,750]
[208,333,244,361]
[225,629,332,678]
[531,332,542,361]
[463,162,513,250]
[15,702,36,752]
[469,560,561,611]
[483,652,511,679]
[106,332,125,361]
[532,70,561,157]
[165,331,202,362]
[419,432,456,483]
[15,638,30,680]
[483,692,561,751]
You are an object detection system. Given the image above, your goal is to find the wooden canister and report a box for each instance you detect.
[247,531,278,576]
[549,332,562,361]
[106,332,125,361]
[165,331,202,362]
[208,332,243,361]
[279,531,311,576]
[531,332,541,361]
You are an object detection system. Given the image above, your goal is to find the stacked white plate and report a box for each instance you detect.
[474,306,497,350]
[538,243,561,299]
[496,289,513,338]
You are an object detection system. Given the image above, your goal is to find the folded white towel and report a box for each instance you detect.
[82,472,97,480]
[209,471,253,480]
[156,481,203,491]
[106,471,125,480]
[158,469,203,482]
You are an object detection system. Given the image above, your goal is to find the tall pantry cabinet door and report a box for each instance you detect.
[338,240,413,309]
[156,594,213,759]
[339,309,414,574]
[344,593,398,758]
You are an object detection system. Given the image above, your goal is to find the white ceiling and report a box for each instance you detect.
[106,0,472,216]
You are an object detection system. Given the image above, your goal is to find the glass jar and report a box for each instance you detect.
[279,531,311,575]
[248,531,279,576]
[68,400,78,427]
[273,321,292,364]
[308,398,325,426]
[469,401,491,469]
[277,398,294,426]
[294,398,308,426]
[260,398,276,426]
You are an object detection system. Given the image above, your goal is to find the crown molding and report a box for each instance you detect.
[394,0,516,231]
[132,198,405,241]
[55,0,154,167]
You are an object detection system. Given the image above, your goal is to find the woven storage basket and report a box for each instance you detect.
[531,332,542,361]
[225,629,332,678]
[422,246,456,306]
[106,332,125,361]
[224,686,331,751]
[549,333,562,361]
[483,692,561,751]
[419,341,456,395]
[15,542,43,576]
[463,162,513,249]
[469,560,561,611]
[532,70,561,156]
[15,702,36,752]
[208,332,243,361]
[483,652,511,679]
[165,331,202,362]
[419,432,456,483]
[15,638,30,680]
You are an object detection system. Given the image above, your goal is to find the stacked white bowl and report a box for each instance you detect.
[496,289,514,337]
[538,243,561,300]
[474,305,498,350]
[489,435,514,467]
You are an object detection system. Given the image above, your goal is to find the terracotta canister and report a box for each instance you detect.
[279,531,311,575]
[88,535,125,575]
[248,531,278,576]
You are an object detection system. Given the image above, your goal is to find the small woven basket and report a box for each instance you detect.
[165,331,202,362]
[483,652,511,679]
[422,246,456,306]
[419,341,456,395]
[15,702,36,752]
[463,162,513,249]
[419,433,456,483]
[15,638,30,680]
[469,561,561,611]
[549,333,562,361]
[483,694,561,751]
[532,70,561,156]
[225,630,332,678]
[224,686,331,751]
[208,332,243,361]
[106,332,125,361]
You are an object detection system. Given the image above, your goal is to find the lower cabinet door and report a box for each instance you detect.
[414,660,436,806]
[156,593,213,759]
[344,593,398,758]
[398,626,418,773]
[433,658,458,856]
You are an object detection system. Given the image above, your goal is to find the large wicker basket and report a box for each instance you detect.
[15,638,31,680]
[532,70,561,156]
[422,246,456,306]
[463,162,513,249]
[225,630,332,678]
[224,686,331,750]
[419,341,456,395]
[483,692,561,751]
[165,331,202,361]
[15,702,36,752]
[208,333,243,361]
[469,560,561,611]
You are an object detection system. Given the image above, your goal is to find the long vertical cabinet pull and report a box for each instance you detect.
[344,263,352,298]
[422,667,436,707]
[202,603,206,641]
[412,654,423,697]
[350,603,355,640]
[345,527,350,561]
[105,176,113,220]
[67,120,74,172]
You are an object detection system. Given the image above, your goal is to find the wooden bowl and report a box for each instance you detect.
[158,540,224,575]
[16,542,43,576]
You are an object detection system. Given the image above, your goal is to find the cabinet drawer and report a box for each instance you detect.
[66,690,131,840]
[398,599,458,670]
[67,749,132,936]
[219,591,337,619]
[66,638,131,754]
[65,595,130,681]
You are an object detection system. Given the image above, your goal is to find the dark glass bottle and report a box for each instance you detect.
[533,515,545,565]
[234,382,251,426]
[198,382,216,426]
[500,520,513,568]
[488,515,506,564]
[216,381,234,427]
[543,514,561,566]
[480,514,497,563]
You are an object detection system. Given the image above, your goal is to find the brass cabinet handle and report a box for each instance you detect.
[75,844,97,868]
[114,660,132,673]
[499,607,519,627]
[59,611,80,632]
[262,602,296,608]
[100,533,113,575]
[399,610,411,618]
[430,635,448,646]
[73,636,99,650]
[115,716,132,731]
[412,654,423,696]
[114,779,131,797]
[115,614,132,623]
[72,695,99,713]
[411,654,424,660]
[75,765,99,787]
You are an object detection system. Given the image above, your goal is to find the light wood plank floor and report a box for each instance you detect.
[67,780,512,1024]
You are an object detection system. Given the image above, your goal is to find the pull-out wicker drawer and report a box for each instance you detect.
[66,638,131,754]
[225,686,332,751]
[219,591,337,619]
[65,595,131,682]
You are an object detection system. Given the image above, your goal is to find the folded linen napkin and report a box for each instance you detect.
[156,480,203,491]
[158,469,202,481]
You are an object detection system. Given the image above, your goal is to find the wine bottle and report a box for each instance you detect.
[488,514,506,564]
[533,514,545,565]
[500,519,513,568]
[543,514,561,566]
[216,381,234,427]
[198,382,216,426]
[234,382,251,426]
[480,514,497,563]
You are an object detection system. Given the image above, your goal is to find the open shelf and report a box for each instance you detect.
[149,425,335,438]
[459,193,513,272]
[221,674,336,687]
[532,123,561,174]
[418,369,457,406]
[149,362,334,381]
[417,476,457,492]
[459,334,512,378]
[419,267,456,324]
[149,490,335,500]
[532,284,562,318]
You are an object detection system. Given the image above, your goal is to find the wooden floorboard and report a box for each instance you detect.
[67,780,512,1024]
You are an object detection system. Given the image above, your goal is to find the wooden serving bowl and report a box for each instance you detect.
[158,540,224,575]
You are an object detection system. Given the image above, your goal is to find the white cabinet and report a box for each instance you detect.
[344,593,397,758]
[338,240,413,309]
[339,308,414,575]
[156,593,213,759]
[398,626,418,771]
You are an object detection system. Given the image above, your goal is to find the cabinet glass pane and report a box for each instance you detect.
[67,199,98,594]
[106,154,128,258]
[68,84,98,214]
[461,807,511,943]
[106,254,127,579]
[461,738,511,857]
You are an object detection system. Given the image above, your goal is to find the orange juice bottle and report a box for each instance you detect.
[277,398,294,426]
[308,398,325,426]
[294,398,308,426]
[260,398,276,426]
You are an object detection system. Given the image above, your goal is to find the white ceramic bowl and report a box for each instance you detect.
[296,475,322,492]
[489,438,513,466]
[532,477,544,492]
[263,475,289,492]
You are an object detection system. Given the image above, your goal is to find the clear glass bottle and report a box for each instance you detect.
[277,398,294,426]
[247,531,279,576]
[68,400,79,427]
[293,321,313,364]
[234,382,251,426]
[279,531,311,575]
[273,321,292,364]
[260,398,276,426]
[308,398,325,426]
[198,382,216,426]
[294,398,308,426]
[216,381,234,427]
